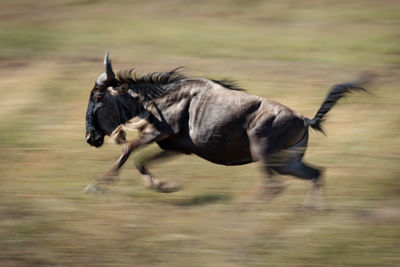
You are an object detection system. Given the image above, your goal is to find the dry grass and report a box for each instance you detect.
[0,0,399,266]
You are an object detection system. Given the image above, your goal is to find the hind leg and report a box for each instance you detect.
[248,136,291,197]
[272,161,324,209]
[258,161,291,197]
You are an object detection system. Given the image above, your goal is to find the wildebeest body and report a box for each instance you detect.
[84,53,368,196]
[151,78,306,166]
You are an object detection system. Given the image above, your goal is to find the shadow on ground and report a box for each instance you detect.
[170,193,233,207]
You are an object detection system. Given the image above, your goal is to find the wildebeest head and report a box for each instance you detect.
[86,53,134,147]
[86,53,189,147]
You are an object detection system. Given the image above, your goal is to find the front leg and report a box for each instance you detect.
[84,133,168,193]
[135,150,181,192]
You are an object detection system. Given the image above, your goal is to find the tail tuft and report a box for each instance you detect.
[304,117,326,135]
[304,73,373,134]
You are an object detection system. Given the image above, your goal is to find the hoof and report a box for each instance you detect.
[83,183,106,194]
[155,182,181,193]
[256,180,290,199]
[302,197,327,212]
[267,180,290,194]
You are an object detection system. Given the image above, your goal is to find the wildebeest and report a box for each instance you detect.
[84,53,369,201]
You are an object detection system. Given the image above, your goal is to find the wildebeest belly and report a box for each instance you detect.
[193,131,253,165]
[187,116,254,165]
[157,131,253,165]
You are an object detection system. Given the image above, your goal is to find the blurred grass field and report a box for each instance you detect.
[1,0,400,266]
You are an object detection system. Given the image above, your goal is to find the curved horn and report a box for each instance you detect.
[104,52,115,82]
[96,73,107,85]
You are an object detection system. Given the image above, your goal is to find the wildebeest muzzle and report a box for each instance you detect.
[86,128,104,147]
[86,100,105,147]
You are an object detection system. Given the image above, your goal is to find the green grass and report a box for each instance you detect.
[0,0,399,266]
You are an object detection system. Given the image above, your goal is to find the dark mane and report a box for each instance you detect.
[116,67,187,101]
[116,68,245,101]
[210,78,245,91]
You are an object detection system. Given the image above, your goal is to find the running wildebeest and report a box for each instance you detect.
[84,53,369,202]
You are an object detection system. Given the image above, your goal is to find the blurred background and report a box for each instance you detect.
[1,0,399,266]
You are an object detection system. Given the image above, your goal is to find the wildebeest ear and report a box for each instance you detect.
[111,83,129,95]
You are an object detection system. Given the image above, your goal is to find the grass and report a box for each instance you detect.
[0,0,399,266]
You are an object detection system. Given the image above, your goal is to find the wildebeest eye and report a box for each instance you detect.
[93,91,105,101]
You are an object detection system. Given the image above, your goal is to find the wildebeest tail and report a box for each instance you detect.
[304,74,373,134]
